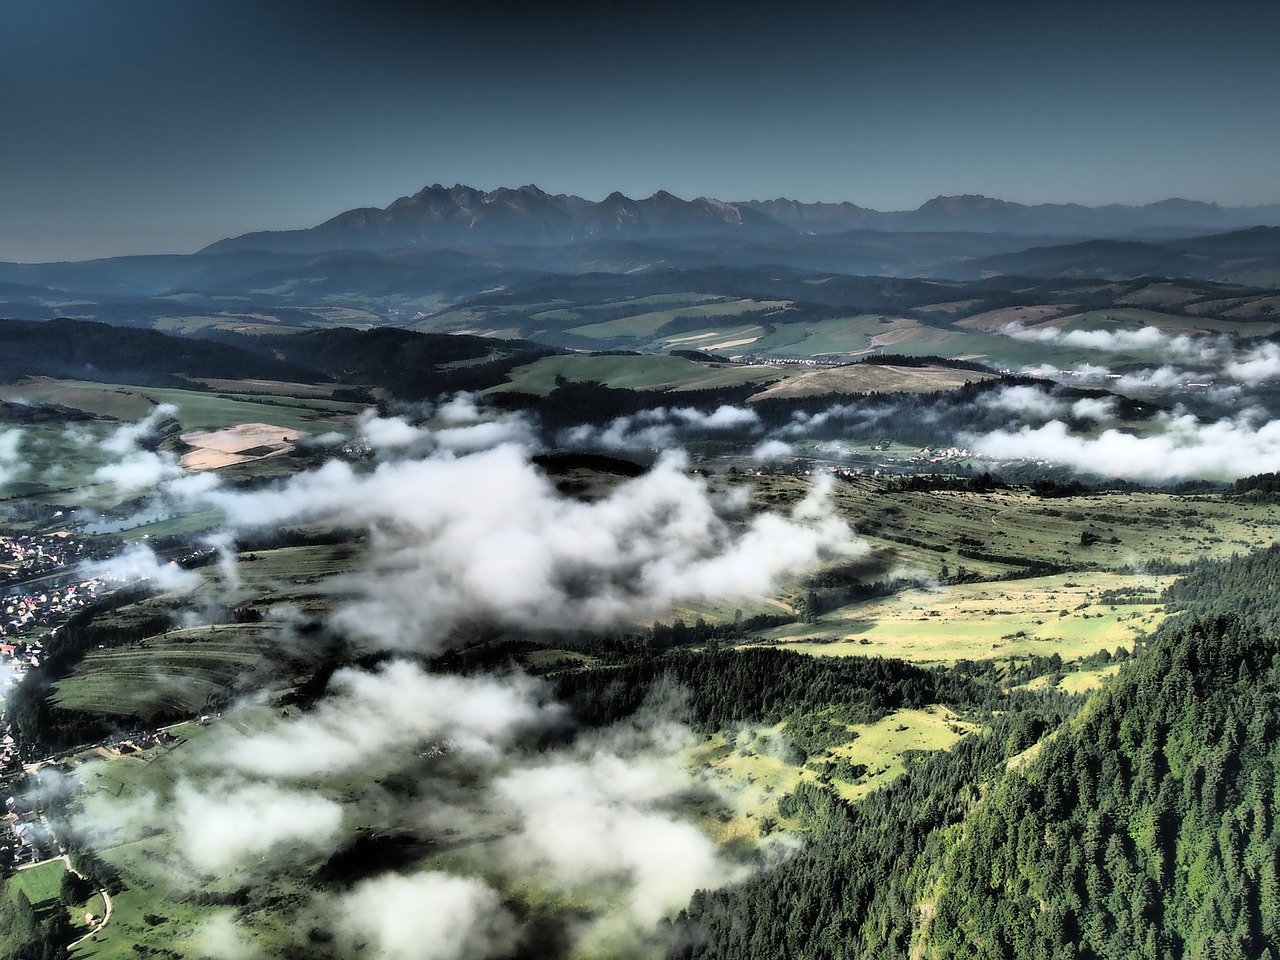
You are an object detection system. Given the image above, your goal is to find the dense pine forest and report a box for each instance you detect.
[668,546,1280,959]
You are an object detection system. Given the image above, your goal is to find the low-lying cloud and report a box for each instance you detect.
[174,780,344,872]
[0,428,24,488]
[80,543,202,594]
[330,872,519,960]
[204,444,860,650]
[1002,322,1218,363]
[562,404,761,451]
[1225,342,1280,385]
[964,409,1280,481]
[72,659,747,958]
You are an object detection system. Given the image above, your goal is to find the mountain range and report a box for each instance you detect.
[202,183,1280,255]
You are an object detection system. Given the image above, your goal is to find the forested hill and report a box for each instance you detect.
[0,317,324,388]
[671,546,1280,959]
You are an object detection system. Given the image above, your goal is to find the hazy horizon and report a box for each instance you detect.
[5,0,1280,262]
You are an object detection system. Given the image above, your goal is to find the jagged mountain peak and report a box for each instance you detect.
[200,184,1280,255]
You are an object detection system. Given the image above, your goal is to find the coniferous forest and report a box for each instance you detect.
[667,547,1280,959]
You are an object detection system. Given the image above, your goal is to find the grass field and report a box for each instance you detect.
[687,705,979,843]
[565,298,786,342]
[745,474,1280,581]
[824,707,977,802]
[674,473,1280,665]
[0,378,359,437]
[4,859,106,945]
[8,859,66,907]
[65,715,328,959]
[1018,662,1124,695]
[756,572,1172,664]
[49,628,266,721]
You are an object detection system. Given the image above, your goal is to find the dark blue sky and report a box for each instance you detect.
[3,0,1279,261]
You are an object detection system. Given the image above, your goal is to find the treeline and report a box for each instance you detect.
[1162,541,1280,627]
[0,317,322,388]
[0,887,71,960]
[1231,471,1280,500]
[216,326,558,400]
[490,380,760,431]
[551,648,945,735]
[668,547,1280,959]
[924,610,1280,958]
[668,697,1078,960]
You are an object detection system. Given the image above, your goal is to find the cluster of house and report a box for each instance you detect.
[1,581,104,638]
[910,446,975,464]
[101,728,174,757]
[0,533,106,639]
[0,533,90,584]
[1,795,56,867]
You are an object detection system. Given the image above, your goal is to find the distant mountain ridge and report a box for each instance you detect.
[202,184,1280,255]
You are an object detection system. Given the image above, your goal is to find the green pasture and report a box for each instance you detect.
[8,859,66,907]
[0,377,358,450]
[755,572,1171,664]
[51,541,364,723]
[138,385,358,434]
[5,859,108,945]
[687,705,979,843]
[746,314,901,358]
[565,298,786,341]
[115,506,229,542]
[67,716,328,959]
[230,541,367,608]
[714,474,1280,664]
[748,473,1280,579]
[1019,662,1123,695]
[49,629,265,722]
[0,423,120,505]
[0,380,155,422]
[823,707,977,802]
[687,726,807,844]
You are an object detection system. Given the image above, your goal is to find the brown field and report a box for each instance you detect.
[178,422,303,470]
[955,305,1070,331]
[748,364,997,400]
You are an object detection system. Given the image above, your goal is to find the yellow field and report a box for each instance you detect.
[755,572,1172,664]
[687,706,978,843]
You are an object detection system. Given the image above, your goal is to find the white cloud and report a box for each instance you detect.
[494,751,735,931]
[173,780,344,872]
[214,662,561,779]
[752,439,794,460]
[100,403,179,456]
[1225,342,1280,384]
[963,409,1280,481]
[90,450,185,491]
[332,872,519,960]
[0,428,25,487]
[191,913,260,960]
[357,411,428,450]
[977,385,1067,419]
[205,446,860,650]
[1069,397,1116,421]
[562,404,761,451]
[1002,323,1215,362]
[80,543,202,594]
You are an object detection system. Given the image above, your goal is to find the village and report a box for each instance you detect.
[0,527,166,874]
